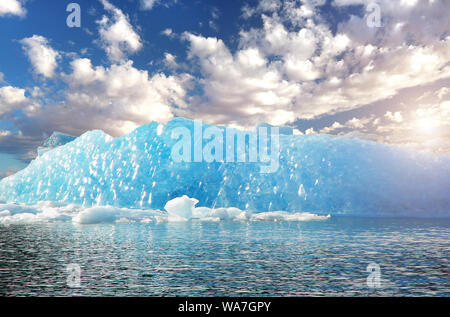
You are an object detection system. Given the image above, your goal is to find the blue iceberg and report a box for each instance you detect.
[0,118,449,218]
[37,131,76,156]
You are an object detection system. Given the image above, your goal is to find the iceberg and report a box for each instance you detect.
[37,132,76,156]
[0,117,449,218]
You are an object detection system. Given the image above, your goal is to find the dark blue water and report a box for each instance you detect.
[0,217,449,296]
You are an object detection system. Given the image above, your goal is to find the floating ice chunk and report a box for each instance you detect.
[72,206,163,224]
[0,197,330,225]
[164,195,251,220]
[0,202,72,224]
[0,201,163,225]
[164,195,198,219]
[72,206,117,224]
[162,195,329,222]
[193,206,249,220]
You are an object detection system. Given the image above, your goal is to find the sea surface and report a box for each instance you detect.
[0,217,449,296]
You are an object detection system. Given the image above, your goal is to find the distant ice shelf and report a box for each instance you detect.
[0,117,449,218]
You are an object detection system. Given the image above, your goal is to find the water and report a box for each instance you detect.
[0,217,449,296]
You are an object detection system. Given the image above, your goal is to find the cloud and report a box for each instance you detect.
[385,111,403,123]
[175,0,450,132]
[29,57,192,136]
[20,35,60,78]
[140,0,177,10]
[242,0,282,18]
[0,0,26,17]
[319,116,373,134]
[208,20,218,32]
[141,0,158,10]
[182,32,300,127]
[0,86,28,116]
[163,52,179,70]
[322,80,450,153]
[0,129,44,161]
[2,2,190,162]
[435,87,450,100]
[4,0,450,162]
[161,28,174,38]
[346,117,372,129]
[305,127,316,135]
[97,0,142,62]
[0,54,193,162]
[0,85,41,159]
[320,121,344,134]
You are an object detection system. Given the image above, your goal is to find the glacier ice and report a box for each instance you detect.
[0,117,449,218]
[37,131,76,156]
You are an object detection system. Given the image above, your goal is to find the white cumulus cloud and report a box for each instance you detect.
[0,0,25,17]
[20,35,60,78]
[0,86,28,116]
[385,111,403,123]
[176,0,450,131]
[30,58,193,136]
[98,0,143,62]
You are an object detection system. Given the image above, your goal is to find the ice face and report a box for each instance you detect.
[0,117,449,217]
[37,132,76,156]
[42,132,76,148]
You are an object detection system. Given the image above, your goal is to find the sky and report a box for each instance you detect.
[0,0,449,177]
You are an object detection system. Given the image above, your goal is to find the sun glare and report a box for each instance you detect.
[415,117,438,134]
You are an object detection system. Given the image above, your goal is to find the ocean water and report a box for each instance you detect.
[0,216,448,297]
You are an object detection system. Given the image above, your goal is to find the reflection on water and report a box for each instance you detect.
[0,217,449,296]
